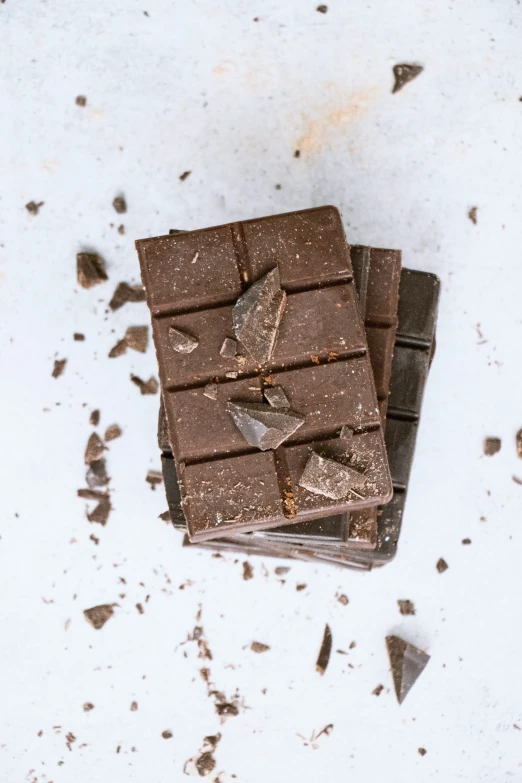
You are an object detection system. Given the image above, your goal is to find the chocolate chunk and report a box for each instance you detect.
[203,383,218,400]
[220,337,237,358]
[74,333,85,341]
[386,635,429,704]
[87,495,111,525]
[109,282,146,311]
[125,326,148,353]
[118,224,125,235]
[436,557,448,573]
[516,428,522,458]
[398,599,416,616]
[130,375,158,394]
[104,424,122,441]
[299,452,364,500]
[232,268,286,363]
[484,437,501,456]
[251,641,270,653]
[242,561,253,580]
[84,433,105,464]
[169,326,198,354]
[90,409,100,426]
[84,604,114,630]
[392,63,424,94]
[25,200,44,215]
[316,624,332,675]
[108,338,127,358]
[226,401,304,450]
[179,171,191,181]
[264,385,289,408]
[112,196,127,214]
[75,95,87,106]
[77,253,108,289]
[86,459,110,488]
[146,470,163,489]
[468,207,478,224]
[52,358,67,378]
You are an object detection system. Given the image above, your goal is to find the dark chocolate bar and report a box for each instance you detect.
[138,207,392,541]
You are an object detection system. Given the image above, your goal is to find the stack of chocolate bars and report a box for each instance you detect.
[136,207,440,570]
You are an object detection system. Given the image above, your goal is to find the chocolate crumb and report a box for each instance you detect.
[372,684,384,696]
[483,437,501,456]
[109,282,146,311]
[296,583,307,591]
[74,333,85,341]
[83,703,94,712]
[392,63,424,93]
[117,224,125,235]
[513,475,522,485]
[337,594,349,606]
[195,751,215,775]
[294,150,300,158]
[468,206,478,224]
[89,409,100,426]
[242,561,254,580]
[108,338,127,358]
[131,701,138,711]
[316,624,332,675]
[112,196,127,214]
[146,470,163,490]
[162,730,173,739]
[251,641,270,653]
[159,510,171,522]
[84,433,105,464]
[136,603,144,614]
[84,604,114,630]
[418,747,427,756]
[125,325,148,353]
[76,95,87,106]
[349,641,356,649]
[89,533,99,545]
[130,375,158,394]
[398,599,416,616]
[25,200,44,215]
[462,538,472,545]
[436,558,448,573]
[516,429,522,458]
[77,252,108,289]
[52,358,67,378]
[316,4,328,11]
[179,171,191,181]
[104,424,122,441]
[214,701,238,717]
[203,383,218,400]
[275,566,290,575]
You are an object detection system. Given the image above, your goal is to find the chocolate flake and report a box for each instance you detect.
[75,95,87,106]
[296,583,307,591]
[203,383,218,400]
[117,224,125,235]
[251,641,270,653]
[275,566,290,575]
[392,63,424,94]
[462,538,472,545]
[52,358,67,378]
[316,624,332,675]
[146,470,163,490]
[516,429,522,458]
[513,475,522,485]
[74,333,85,341]
[89,409,100,426]
[436,557,448,573]
[468,206,478,225]
[179,171,191,181]
[372,684,384,696]
[86,459,109,488]
[484,437,501,456]
[232,267,286,363]
[25,200,44,215]
[316,4,328,11]
[108,338,127,358]
[130,701,138,711]
[418,748,427,756]
[337,594,349,606]
[84,604,114,630]
[83,702,95,712]
[169,326,198,354]
[263,385,289,409]
[125,325,148,353]
[112,196,127,214]
[84,433,105,464]
[299,452,364,500]
[104,424,122,441]
[386,635,430,704]
[195,751,215,775]
[77,253,108,289]
[227,401,304,450]
[130,375,158,394]
[220,337,237,358]
[162,730,173,739]
[109,282,146,311]
[398,599,416,616]
[242,561,253,580]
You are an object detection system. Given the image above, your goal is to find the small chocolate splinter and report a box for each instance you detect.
[386,635,430,704]
[232,267,286,363]
[84,433,105,464]
[226,401,304,450]
[299,452,365,500]
[84,604,114,630]
[220,337,237,359]
[316,624,332,675]
[203,383,218,400]
[169,326,198,354]
[109,282,146,311]
[263,385,289,409]
[516,428,522,459]
[392,63,424,94]
[77,253,108,289]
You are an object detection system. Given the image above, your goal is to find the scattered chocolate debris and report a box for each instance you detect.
[77,252,108,289]
[146,470,163,490]
[66,731,76,750]
[398,599,416,616]
[108,338,128,358]
[89,409,100,426]
[220,337,237,358]
[89,533,99,544]
[232,267,286,363]
[179,170,191,181]
[169,326,198,354]
[227,401,304,450]
[513,475,522,485]
[130,374,158,394]
[131,701,138,711]
[52,358,67,378]
[214,700,239,717]
[462,538,472,545]
[418,747,427,756]
[78,489,112,526]
[316,4,328,11]
[316,624,332,675]
[112,196,127,214]
[386,635,430,704]
[275,566,290,575]
[195,751,215,775]
[203,383,218,400]
[162,730,173,739]
[83,703,94,712]
[299,452,365,500]
[84,604,114,630]
[76,95,87,106]
[125,325,148,353]
[392,63,424,93]
[25,200,44,215]
[86,459,110,488]
[109,282,146,311]
[372,684,384,696]
[436,558,448,573]
[242,561,253,580]
[516,429,522,458]
[74,332,85,341]
[104,424,122,441]
[264,385,290,409]
[483,437,501,456]
[337,594,349,606]
[468,206,478,224]
[136,603,144,614]
[117,224,125,235]
[339,424,353,440]
[159,510,171,521]
[296,583,307,591]
[251,641,270,653]
[84,433,105,464]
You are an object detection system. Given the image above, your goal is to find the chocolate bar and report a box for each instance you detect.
[137,207,392,541]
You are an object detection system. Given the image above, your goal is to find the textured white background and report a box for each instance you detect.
[1,1,522,781]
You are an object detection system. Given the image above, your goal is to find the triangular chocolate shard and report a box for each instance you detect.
[392,63,424,94]
[299,452,365,500]
[226,401,304,450]
[232,268,286,363]
[386,635,430,704]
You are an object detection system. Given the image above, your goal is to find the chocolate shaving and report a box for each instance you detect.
[75,95,87,106]
[232,267,286,363]
[468,206,478,225]
[77,253,108,289]
[125,325,148,353]
[392,63,424,94]
[112,196,127,214]
[52,358,67,378]
[226,401,304,450]
[372,684,384,696]
[25,200,44,215]
[84,604,114,630]
[162,730,173,739]
[84,433,105,464]
[109,282,146,311]
[242,561,253,580]
[169,326,198,354]
[130,375,158,394]
[386,635,430,704]
[104,424,122,442]
[299,452,365,500]
[316,624,332,675]
[179,171,191,181]
[73,333,85,341]
[316,4,327,12]
[263,385,289,409]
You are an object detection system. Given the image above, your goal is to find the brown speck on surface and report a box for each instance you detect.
[146,470,163,490]
[162,730,173,739]
[77,252,108,289]
[275,566,290,575]
[462,538,472,545]
[483,437,501,456]
[108,338,127,358]
[294,149,300,158]
[25,200,44,215]
[159,510,171,521]
[78,489,112,526]
[84,433,105,464]
[392,63,424,93]
[125,325,148,353]
[275,183,281,189]
[104,424,122,441]
[112,195,127,214]
[52,358,67,378]
[251,641,270,653]
[513,475,522,485]
[66,731,76,750]
[83,702,94,712]
[468,206,478,224]
[316,4,328,12]
[136,603,144,614]
[89,409,100,426]
[316,624,332,675]
[117,224,125,235]
[296,583,307,591]
[516,429,522,458]
[109,282,146,310]
[130,701,138,711]
[76,95,87,106]
[418,747,427,756]
[130,374,158,394]
[398,599,416,616]
[84,604,114,630]
[349,641,356,649]
[337,593,349,606]
[242,561,253,580]
[195,751,215,776]
[372,684,384,696]
[89,533,99,544]
[74,332,85,341]
[436,558,448,573]
[179,170,191,181]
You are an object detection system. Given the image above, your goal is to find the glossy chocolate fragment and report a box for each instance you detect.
[227,401,304,450]
[169,327,198,354]
[232,268,286,363]
[264,385,290,408]
[299,452,365,500]
[386,635,430,703]
[316,624,332,675]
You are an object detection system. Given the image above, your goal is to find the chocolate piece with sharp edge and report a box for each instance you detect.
[316,624,332,675]
[386,635,430,704]
[169,327,198,354]
[298,452,366,500]
[77,253,108,289]
[392,64,424,94]
[264,385,290,409]
[220,337,237,359]
[232,268,286,363]
[227,401,304,450]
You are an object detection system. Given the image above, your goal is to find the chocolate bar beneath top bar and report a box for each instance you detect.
[138,207,392,541]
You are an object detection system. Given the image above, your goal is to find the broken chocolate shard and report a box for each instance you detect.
[339,424,353,440]
[125,325,148,353]
[483,437,501,456]
[251,641,270,653]
[398,599,416,616]
[77,253,108,289]
[203,383,218,400]
[112,196,127,214]
[86,459,110,488]
[386,635,429,704]
[232,267,286,363]
[226,401,304,450]
[299,452,365,500]
[87,495,111,525]
[84,433,105,464]
[392,63,424,94]
[264,385,289,409]
[220,337,237,358]
[52,358,67,378]
[108,338,127,358]
[316,624,332,675]
[104,424,122,441]
[169,326,198,354]
[130,375,158,394]
[84,604,114,630]
[109,282,146,311]
[516,428,522,458]
[89,409,100,426]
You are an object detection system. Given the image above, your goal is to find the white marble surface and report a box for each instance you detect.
[1,1,522,780]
